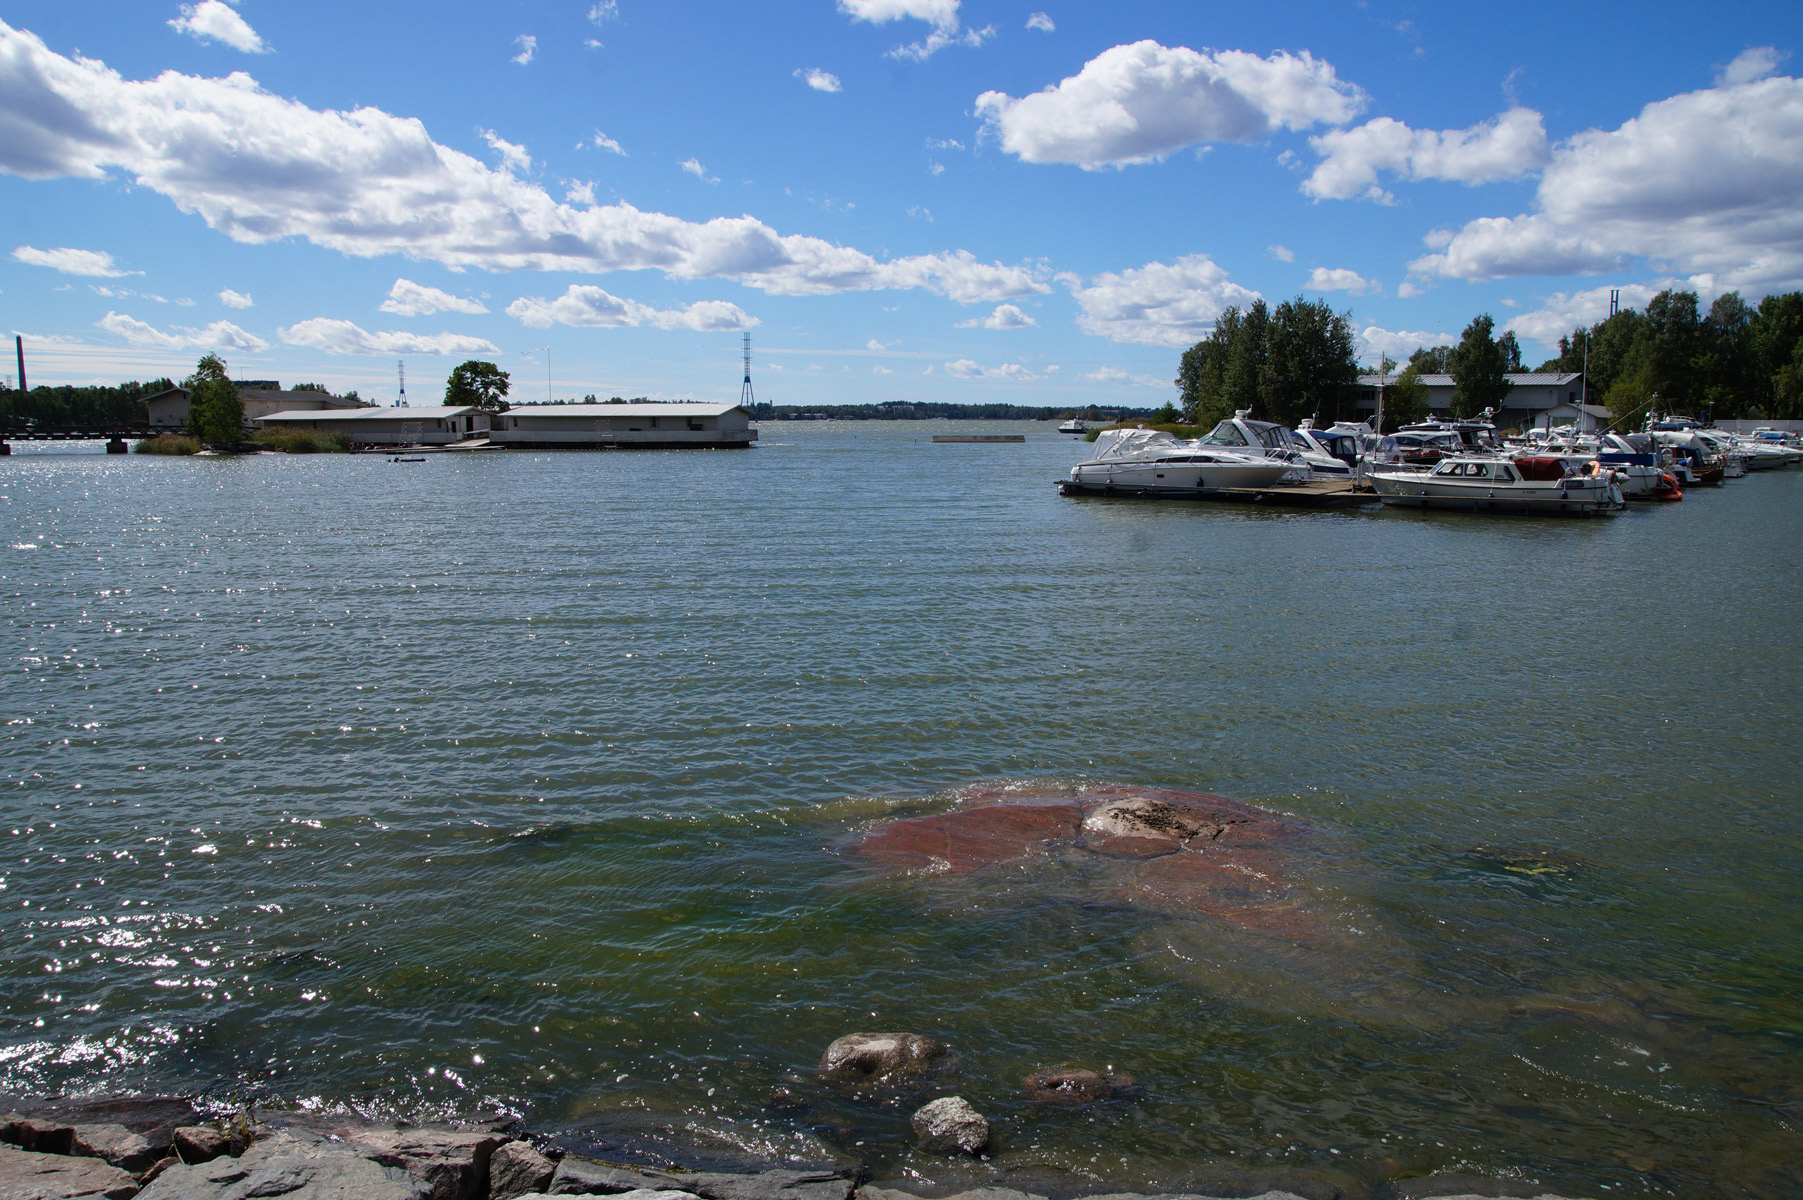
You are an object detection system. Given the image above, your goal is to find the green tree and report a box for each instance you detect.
[444,361,511,411]
[1150,400,1180,423]
[1446,314,1512,418]
[183,353,244,445]
[1408,345,1453,373]
[1380,365,1430,429]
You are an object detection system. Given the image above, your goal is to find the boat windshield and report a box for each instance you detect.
[1251,423,1295,450]
[1201,421,1249,446]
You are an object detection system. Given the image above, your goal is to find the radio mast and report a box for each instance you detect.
[397,359,406,408]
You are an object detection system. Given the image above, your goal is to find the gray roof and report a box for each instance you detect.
[1356,372,1582,387]
[504,402,744,418]
[259,405,479,421]
[240,389,370,409]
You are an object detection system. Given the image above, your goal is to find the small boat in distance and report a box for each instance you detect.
[1058,417,1089,435]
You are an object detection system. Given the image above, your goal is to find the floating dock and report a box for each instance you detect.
[1056,477,1380,509]
[934,434,1026,443]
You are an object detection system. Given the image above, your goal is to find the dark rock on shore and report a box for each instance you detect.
[171,1128,233,1167]
[491,1140,558,1198]
[0,1141,140,1200]
[134,1128,432,1200]
[70,1126,161,1175]
[1390,1176,1552,1198]
[547,1157,859,1200]
[818,1035,960,1091]
[344,1126,507,1200]
[1020,1067,1134,1107]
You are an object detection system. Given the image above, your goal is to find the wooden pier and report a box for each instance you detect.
[1056,477,1380,509]
[933,434,1025,443]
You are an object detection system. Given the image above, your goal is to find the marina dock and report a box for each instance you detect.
[933,434,1026,443]
[1056,477,1380,508]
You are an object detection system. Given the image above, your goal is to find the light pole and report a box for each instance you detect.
[523,347,551,404]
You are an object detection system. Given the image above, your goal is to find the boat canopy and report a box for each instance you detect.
[1513,456,1568,482]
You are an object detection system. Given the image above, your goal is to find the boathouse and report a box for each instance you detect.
[147,384,371,428]
[486,402,756,449]
[255,405,489,446]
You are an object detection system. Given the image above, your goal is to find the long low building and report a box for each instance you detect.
[257,405,490,445]
[487,402,756,449]
[1352,372,1587,429]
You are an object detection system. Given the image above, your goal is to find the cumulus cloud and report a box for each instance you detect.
[1304,107,1550,202]
[1356,326,1454,363]
[956,303,1037,329]
[1410,72,1803,290]
[381,278,488,317]
[512,35,537,66]
[1502,283,1669,345]
[98,310,267,351]
[169,0,267,54]
[1305,266,1373,294]
[505,285,756,331]
[1026,12,1055,32]
[591,130,625,155]
[945,358,1038,381]
[795,68,842,92]
[837,0,990,61]
[13,245,135,276]
[482,129,531,175]
[218,288,253,308]
[1083,366,1168,387]
[588,1,618,24]
[1268,244,1294,262]
[1718,46,1784,86]
[678,157,718,183]
[975,40,1364,169]
[1063,254,1260,346]
[278,318,498,356]
[0,24,1045,302]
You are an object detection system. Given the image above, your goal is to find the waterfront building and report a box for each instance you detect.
[147,384,371,428]
[256,405,489,445]
[487,402,756,449]
[1352,372,1586,429]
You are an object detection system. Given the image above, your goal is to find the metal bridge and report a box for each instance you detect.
[0,425,162,453]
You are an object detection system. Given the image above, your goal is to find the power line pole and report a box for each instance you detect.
[739,331,755,413]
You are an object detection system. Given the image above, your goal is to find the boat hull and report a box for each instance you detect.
[1070,460,1296,490]
[1370,472,1623,515]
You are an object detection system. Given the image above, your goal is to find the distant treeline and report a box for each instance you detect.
[0,379,172,428]
[752,402,1152,421]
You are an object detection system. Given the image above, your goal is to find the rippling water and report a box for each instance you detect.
[3,424,1801,1198]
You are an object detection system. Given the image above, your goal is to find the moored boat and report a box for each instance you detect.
[1062,428,1300,493]
[1370,455,1625,515]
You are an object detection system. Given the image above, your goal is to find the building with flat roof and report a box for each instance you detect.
[488,402,756,449]
[1352,372,1586,429]
[256,405,489,445]
[148,385,371,429]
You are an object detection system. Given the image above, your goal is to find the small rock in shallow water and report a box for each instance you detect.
[1021,1066,1134,1106]
[909,1096,989,1154]
[819,1033,958,1089]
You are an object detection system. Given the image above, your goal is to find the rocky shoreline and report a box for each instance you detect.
[1,1091,1588,1200]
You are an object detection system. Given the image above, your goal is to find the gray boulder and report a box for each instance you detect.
[1021,1067,1134,1107]
[547,1159,683,1195]
[857,1190,1045,1200]
[0,1142,139,1200]
[71,1123,163,1174]
[817,1034,957,1090]
[490,1140,557,1199]
[909,1097,989,1155]
[173,1127,233,1165]
[135,1128,432,1200]
[340,1126,507,1200]
[679,1172,858,1200]
[1,1114,77,1156]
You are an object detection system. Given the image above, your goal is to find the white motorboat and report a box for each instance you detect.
[1289,421,1356,477]
[1370,455,1625,515]
[1062,428,1299,493]
[1057,418,1089,435]
[1400,411,1503,454]
[1199,410,1328,478]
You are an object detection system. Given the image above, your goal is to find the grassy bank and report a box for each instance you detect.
[251,429,350,453]
[135,433,201,455]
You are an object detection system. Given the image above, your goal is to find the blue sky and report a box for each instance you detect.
[2,1,1798,406]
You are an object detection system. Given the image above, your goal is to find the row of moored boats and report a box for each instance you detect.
[1060,410,1802,516]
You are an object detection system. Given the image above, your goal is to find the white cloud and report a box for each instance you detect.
[278,318,498,356]
[505,285,756,331]
[873,365,892,374]
[1083,366,1168,387]
[1718,46,1784,86]
[588,1,618,24]
[1502,283,1668,345]
[0,24,1045,303]
[591,130,625,155]
[975,40,1365,169]
[1063,254,1260,347]
[565,180,596,206]
[907,205,932,221]
[795,68,842,93]
[945,358,1038,381]
[889,23,993,62]
[1304,107,1550,202]
[956,303,1038,329]
[1356,325,1455,363]
[482,129,531,174]
[679,157,718,184]
[512,35,537,66]
[1410,73,1803,291]
[169,0,268,54]
[836,0,990,61]
[12,245,136,277]
[218,288,253,308]
[98,310,267,351]
[381,279,488,317]
[1268,244,1294,262]
[1305,266,1372,294]
[1396,280,1425,298]
[1026,12,1055,33]
[866,338,891,350]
